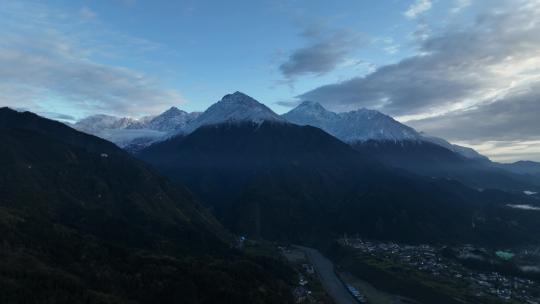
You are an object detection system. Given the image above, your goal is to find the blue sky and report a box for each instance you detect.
[1,0,540,162]
[0,0,451,116]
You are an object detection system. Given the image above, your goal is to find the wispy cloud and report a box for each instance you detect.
[80,6,97,19]
[451,0,472,14]
[279,25,366,80]
[404,0,433,19]
[0,0,184,119]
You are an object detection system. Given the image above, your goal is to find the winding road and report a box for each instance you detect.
[295,246,358,304]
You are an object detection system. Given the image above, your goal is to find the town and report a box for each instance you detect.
[339,238,540,304]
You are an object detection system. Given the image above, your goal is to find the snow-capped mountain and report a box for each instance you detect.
[73,107,200,148]
[74,114,140,134]
[145,106,201,132]
[281,101,340,131]
[282,101,488,160]
[72,92,284,148]
[73,114,166,148]
[72,93,488,162]
[283,101,422,143]
[186,91,285,132]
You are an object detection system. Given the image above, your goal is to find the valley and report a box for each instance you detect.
[3,1,540,303]
[330,238,540,304]
[2,93,540,303]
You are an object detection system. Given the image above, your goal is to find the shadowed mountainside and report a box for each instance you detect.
[139,121,540,247]
[0,108,294,304]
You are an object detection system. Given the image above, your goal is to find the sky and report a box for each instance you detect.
[0,0,539,162]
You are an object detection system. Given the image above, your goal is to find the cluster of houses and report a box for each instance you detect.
[293,274,312,303]
[340,238,539,303]
[280,247,320,303]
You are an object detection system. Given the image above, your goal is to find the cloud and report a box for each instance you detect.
[451,0,472,14]
[279,27,365,79]
[274,100,301,108]
[459,140,540,163]
[0,49,184,116]
[297,0,540,161]
[407,83,540,142]
[80,6,97,19]
[381,38,400,55]
[404,0,433,19]
[0,1,183,119]
[40,112,77,123]
[410,22,432,42]
[299,0,540,117]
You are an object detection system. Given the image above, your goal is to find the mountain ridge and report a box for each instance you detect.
[0,107,295,304]
[282,101,484,158]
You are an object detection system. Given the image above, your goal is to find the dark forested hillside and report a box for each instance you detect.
[350,140,540,192]
[0,108,294,304]
[139,122,540,247]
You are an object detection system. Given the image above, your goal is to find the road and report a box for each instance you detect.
[295,246,358,304]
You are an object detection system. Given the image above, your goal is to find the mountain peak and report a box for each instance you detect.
[348,107,385,118]
[220,91,260,105]
[147,106,198,132]
[283,103,422,142]
[157,106,188,119]
[185,92,284,132]
[163,106,184,114]
[282,100,338,131]
[224,90,247,97]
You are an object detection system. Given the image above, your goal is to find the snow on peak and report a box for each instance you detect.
[420,133,489,161]
[73,106,201,147]
[283,102,421,142]
[220,91,257,103]
[146,106,200,132]
[162,106,184,116]
[74,114,138,134]
[293,101,335,116]
[186,91,284,132]
[73,92,286,146]
[283,101,339,131]
[283,101,488,159]
[337,109,421,142]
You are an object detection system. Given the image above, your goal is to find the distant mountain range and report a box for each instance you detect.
[494,160,540,176]
[70,91,540,191]
[283,100,488,161]
[73,106,201,149]
[283,100,421,142]
[72,92,488,162]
